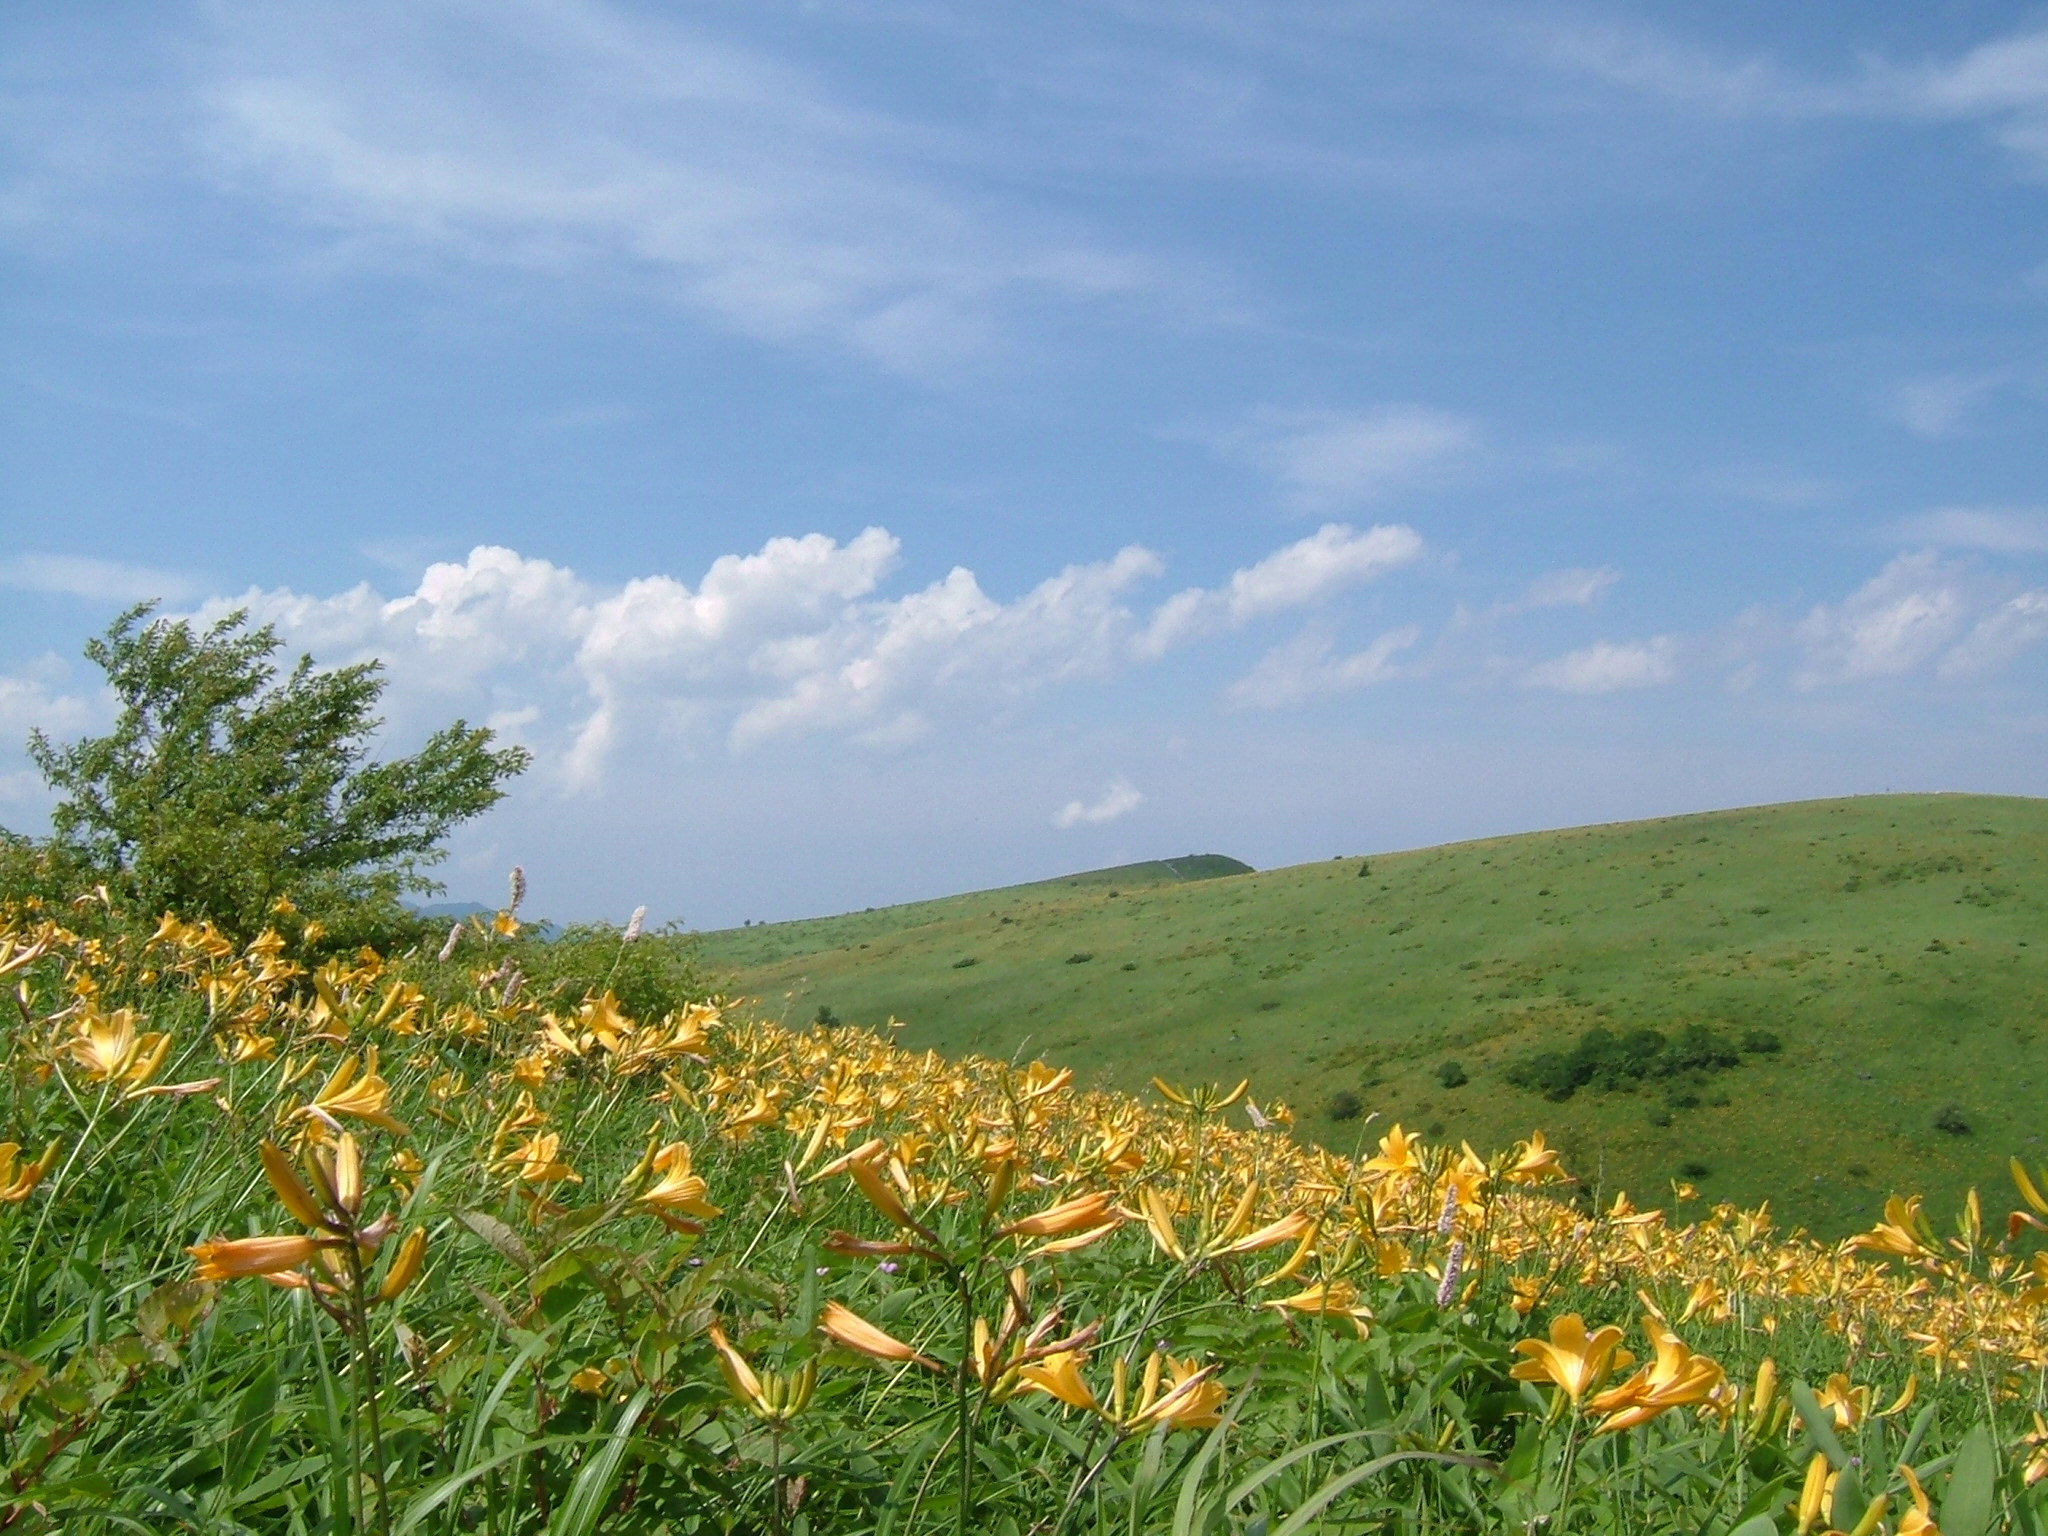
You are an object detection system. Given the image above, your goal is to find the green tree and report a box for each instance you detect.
[17,604,531,939]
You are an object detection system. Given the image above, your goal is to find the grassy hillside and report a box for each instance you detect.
[697,794,2048,1237]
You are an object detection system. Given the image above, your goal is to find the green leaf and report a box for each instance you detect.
[1725,1515,1780,1536]
[456,1211,535,1271]
[1269,1451,1485,1536]
[548,1388,651,1536]
[1787,1381,1850,1470]
[217,1364,278,1499]
[1941,1425,1997,1536]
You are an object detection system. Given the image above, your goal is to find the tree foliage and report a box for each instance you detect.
[18,604,530,938]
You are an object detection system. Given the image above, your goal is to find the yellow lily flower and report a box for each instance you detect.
[377,1228,428,1302]
[1016,1349,1099,1412]
[818,1302,941,1371]
[0,1140,59,1203]
[298,1048,408,1136]
[1588,1318,1726,1433]
[997,1190,1116,1240]
[633,1141,723,1228]
[189,1234,324,1281]
[1510,1314,1632,1402]
[1504,1132,1566,1184]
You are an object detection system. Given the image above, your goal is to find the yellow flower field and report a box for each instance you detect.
[1,903,2045,1534]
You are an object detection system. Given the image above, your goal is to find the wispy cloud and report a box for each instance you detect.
[1794,552,1970,686]
[1222,406,1477,512]
[1524,637,1677,694]
[1889,373,2003,438]
[1137,523,1424,657]
[1052,778,1142,828]
[0,554,198,604]
[1225,625,1419,709]
[1890,506,2048,554]
[186,0,1180,374]
[1518,567,1619,610]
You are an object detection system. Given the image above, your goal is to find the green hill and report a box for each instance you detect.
[696,795,2048,1237]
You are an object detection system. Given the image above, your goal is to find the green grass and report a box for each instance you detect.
[697,793,2048,1238]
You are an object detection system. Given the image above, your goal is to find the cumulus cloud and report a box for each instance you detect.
[1524,637,1677,693]
[1224,407,1476,511]
[184,533,1186,786]
[1136,523,1423,657]
[1793,552,1970,686]
[1052,778,1142,828]
[1225,625,1420,710]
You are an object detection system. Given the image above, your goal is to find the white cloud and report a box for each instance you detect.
[1136,523,1423,657]
[1519,567,1620,609]
[1940,590,2048,676]
[1890,373,2001,438]
[162,532,1197,789]
[1225,406,1476,511]
[1890,506,2048,554]
[1524,637,1677,693]
[1793,551,1968,686]
[1225,625,1419,710]
[1903,28,2048,173]
[0,554,198,604]
[188,0,1174,373]
[1052,778,1142,829]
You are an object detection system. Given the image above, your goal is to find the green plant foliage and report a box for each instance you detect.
[10,605,529,943]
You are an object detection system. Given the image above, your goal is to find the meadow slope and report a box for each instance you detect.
[698,794,2048,1237]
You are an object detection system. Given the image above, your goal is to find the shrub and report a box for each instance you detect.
[1934,1105,1972,1136]
[1505,1023,1748,1103]
[814,1004,841,1029]
[1326,1089,1363,1121]
[1436,1060,1468,1089]
[952,956,978,969]
[1679,1159,1712,1179]
[1741,1029,1783,1055]
[1065,952,1094,964]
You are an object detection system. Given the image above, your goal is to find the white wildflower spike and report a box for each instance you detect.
[1437,1180,1459,1237]
[437,922,463,963]
[623,905,647,943]
[509,866,527,913]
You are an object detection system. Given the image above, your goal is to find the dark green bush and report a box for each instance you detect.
[1505,1023,1747,1103]
[1326,1089,1363,1121]
[1436,1060,1468,1089]
[1741,1029,1782,1054]
[1934,1105,1972,1136]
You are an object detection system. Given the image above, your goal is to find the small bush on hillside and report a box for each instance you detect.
[1326,1089,1363,1121]
[1935,1105,1973,1136]
[1066,952,1094,964]
[1436,1059,1468,1089]
[1506,1023,1747,1103]
[815,1004,841,1028]
[1741,1028,1783,1054]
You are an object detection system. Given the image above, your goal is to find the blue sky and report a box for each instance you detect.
[4,0,2048,926]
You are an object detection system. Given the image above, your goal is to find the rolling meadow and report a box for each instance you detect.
[700,794,2048,1240]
